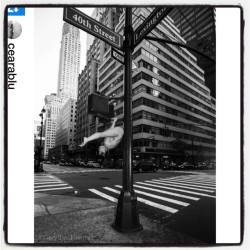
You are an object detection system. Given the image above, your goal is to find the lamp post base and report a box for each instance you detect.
[112,190,143,233]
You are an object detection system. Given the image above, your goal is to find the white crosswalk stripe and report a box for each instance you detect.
[34,174,74,193]
[154,179,216,189]
[157,178,216,187]
[88,174,216,214]
[147,180,215,192]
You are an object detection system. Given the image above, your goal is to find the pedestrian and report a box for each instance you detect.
[79,118,124,156]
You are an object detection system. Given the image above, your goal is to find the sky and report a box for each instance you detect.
[34,7,94,121]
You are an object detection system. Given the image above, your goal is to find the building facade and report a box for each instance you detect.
[55,98,77,150]
[57,23,81,103]
[169,7,216,97]
[43,94,63,159]
[97,7,216,165]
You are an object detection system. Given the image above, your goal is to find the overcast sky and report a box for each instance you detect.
[34,7,94,120]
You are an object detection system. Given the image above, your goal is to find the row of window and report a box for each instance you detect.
[133,110,215,133]
[140,47,206,90]
[132,124,215,145]
[133,84,214,120]
[133,97,215,127]
[138,59,210,97]
[133,139,215,152]
[132,71,214,112]
[144,40,204,79]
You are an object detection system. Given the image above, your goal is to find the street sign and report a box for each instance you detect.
[111,47,124,64]
[134,7,174,47]
[63,7,123,50]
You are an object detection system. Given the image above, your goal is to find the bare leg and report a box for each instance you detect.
[111,117,118,128]
[79,127,120,147]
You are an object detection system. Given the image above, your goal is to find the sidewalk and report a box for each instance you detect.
[34,192,202,245]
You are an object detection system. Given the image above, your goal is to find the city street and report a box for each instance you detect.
[35,164,216,244]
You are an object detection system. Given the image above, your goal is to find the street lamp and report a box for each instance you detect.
[35,108,45,172]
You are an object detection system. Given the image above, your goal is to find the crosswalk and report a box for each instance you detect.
[88,174,216,214]
[34,174,75,193]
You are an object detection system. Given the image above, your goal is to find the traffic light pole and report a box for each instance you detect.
[113,7,142,232]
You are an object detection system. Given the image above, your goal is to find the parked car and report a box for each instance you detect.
[169,162,178,170]
[59,161,73,166]
[196,162,207,170]
[86,161,101,168]
[79,161,86,167]
[207,162,216,169]
[133,161,158,173]
[178,162,194,170]
[161,162,171,170]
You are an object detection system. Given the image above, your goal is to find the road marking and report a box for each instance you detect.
[35,184,68,188]
[158,178,216,186]
[147,180,215,193]
[136,182,216,198]
[114,185,189,206]
[89,189,118,203]
[166,176,215,183]
[131,184,199,201]
[35,174,75,193]
[34,186,73,192]
[152,179,216,190]
[103,187,178,213]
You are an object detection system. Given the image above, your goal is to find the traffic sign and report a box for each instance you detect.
[134,7,174,47]
[111,47,124,64]
[63,7,123,50]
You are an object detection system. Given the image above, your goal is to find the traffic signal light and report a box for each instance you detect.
[88,93,109,115]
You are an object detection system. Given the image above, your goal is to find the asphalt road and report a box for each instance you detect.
[37,164,216,243]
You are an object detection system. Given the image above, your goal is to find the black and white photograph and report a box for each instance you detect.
[4,1,245,247]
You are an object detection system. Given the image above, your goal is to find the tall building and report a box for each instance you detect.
[96,7,215,165]
[55,98,77,150]
[169,7,216,97]
[43,23,81,160]
[57,23,81,103]
[43,94,63,159]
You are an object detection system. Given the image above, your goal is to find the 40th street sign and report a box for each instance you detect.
[63,7,123,50]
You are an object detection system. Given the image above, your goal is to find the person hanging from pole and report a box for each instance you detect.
[79,118,124,156]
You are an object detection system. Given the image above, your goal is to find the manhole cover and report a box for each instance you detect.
[100,178,110,180]
[80,174,89,176]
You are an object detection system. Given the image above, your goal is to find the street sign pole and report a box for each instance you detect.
[113,7,142,232]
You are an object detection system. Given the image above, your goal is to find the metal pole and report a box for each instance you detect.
[113,7,142,233]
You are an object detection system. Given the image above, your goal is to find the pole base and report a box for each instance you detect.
[113,190,143,233]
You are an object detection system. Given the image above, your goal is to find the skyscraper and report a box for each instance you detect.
[57,23,81,103]
[43,23,81,160]
[43,94,63,159]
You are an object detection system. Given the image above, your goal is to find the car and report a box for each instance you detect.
[178,162,194,170]
[161,163,171,170]
[169,162,178,170]
[59,161,73,166]
[86,161,101,168]
[133,161,158,173]
[196,162,207,170]
[79,161,86,167]
[207,162,216,169]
